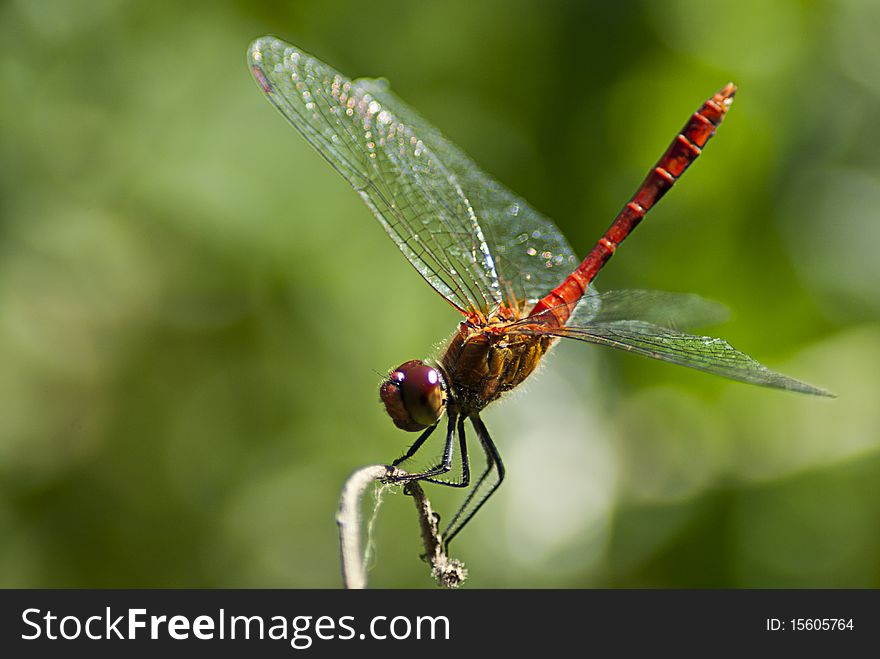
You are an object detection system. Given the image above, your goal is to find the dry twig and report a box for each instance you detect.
[336,465,467,589]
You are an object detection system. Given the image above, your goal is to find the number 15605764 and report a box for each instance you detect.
[766,618,854,631]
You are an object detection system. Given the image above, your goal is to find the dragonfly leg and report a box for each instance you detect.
[421,414,471,488]
[391,422,438,468]
[386,413,458,483]
[442,414,505,549]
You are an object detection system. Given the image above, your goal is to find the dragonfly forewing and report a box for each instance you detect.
[356,79,580,308]
[249,37,503,314]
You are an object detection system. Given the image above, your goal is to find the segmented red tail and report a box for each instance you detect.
[529,83,737,325]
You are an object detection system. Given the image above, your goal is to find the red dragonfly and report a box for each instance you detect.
[249,37,830,547]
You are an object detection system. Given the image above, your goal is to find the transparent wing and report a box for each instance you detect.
[522,319,832,396]
[249,37,502,314]
[523,288,730,330]
[354,81,578,306]
[578,289,730,328]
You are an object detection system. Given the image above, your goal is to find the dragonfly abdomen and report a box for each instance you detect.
[529,83,737,326]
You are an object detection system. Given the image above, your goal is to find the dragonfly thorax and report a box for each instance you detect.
[440,319,555,414]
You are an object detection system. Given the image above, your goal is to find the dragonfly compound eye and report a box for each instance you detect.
[379,360,446,432]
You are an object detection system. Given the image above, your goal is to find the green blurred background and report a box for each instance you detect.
[1,0,878,588]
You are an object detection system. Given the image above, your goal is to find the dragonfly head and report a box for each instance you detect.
[379,360,447,432]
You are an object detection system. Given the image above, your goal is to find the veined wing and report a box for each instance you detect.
[574,289,730,328]
[354,81,578,306]
[517,319,832,396]
[522,288,730,330]
[249,37,501,314]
